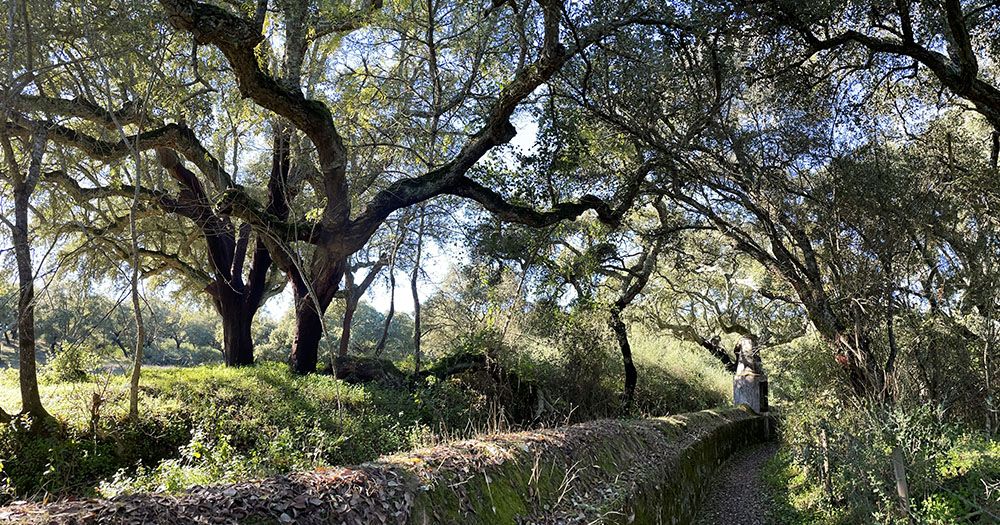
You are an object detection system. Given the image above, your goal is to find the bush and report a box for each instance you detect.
[770,396,1000,524]
[42,345,100,383]
[0,413,189,504]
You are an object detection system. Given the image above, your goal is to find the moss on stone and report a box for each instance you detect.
[15,407,769,524]
[403,406,770,524]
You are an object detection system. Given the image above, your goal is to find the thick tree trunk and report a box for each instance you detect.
[283,256,345,374]
[610,308,637,408]
[154,148,278,369]
[219,299,254,366]
[291,298,324,374]
[210,282,258,367]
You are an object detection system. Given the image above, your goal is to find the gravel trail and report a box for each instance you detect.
[693,442,780,525]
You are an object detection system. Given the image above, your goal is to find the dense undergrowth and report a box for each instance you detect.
[760,336,1000,524]
[0,331,729,503]
[764,419,1000,524]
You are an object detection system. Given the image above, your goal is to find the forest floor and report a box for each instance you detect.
[694,441,780,525]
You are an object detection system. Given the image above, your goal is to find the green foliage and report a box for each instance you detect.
[917,437,1000,524]
[0,412,188,503]
[762,448,839,525]
[41,345,100,383]
[770,397,1000,524]
[0,363,484,502]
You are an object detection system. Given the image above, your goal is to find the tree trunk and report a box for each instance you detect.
[290,297,323,374]
[610,308,637,408]
[283,255,345,374]
[338,259,386,359]
[14,197,49,424]
[891,445,913,523]
[374,270,395,357]
[218,298,254,366]
[991,130,999,171]
[127,157,146,422]
[819,426,834,503]
[212,286,257,366]
[374,227,404,357]
[410,212,425,376]
[338,267,357,358]
[153,148,278,369]
[339,297,357,358]
[9,128,51,426]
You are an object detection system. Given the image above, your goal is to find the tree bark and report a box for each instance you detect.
[277,254,345,374]
[127,145,146,422]
[610,308,637,407]
[991,130,999,171]
[338,301,357,358]
[410,211,426,376]
[14,191,48,422]
[7,127,52,426]
[216,293,254,366]
[13,187,49,424]
[374,230,404,357]
[126,264,145,420]
[374,266,396,357]
[338,258,387,358]
[290,297,324,374]
[605,207,667,410]
[891,445,913,523]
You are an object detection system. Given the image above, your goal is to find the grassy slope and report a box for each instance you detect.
[0,336,732,503]
[0,364,434,501]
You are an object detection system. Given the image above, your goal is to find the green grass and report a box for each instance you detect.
[0,331,735,504]
[630,332,731,415]
[0,363,482,502]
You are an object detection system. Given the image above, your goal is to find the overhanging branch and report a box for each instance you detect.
[6,117,233,189]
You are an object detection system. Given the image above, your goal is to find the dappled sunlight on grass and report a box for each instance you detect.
[630,332,731,414]
[0,362,485,501]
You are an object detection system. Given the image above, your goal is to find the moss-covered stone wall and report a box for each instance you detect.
[7,407,770,524]
[402,406,771,524]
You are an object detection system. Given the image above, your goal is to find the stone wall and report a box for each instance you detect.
[6,407,771,525]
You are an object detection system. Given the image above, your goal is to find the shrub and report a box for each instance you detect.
[42,345,100,383]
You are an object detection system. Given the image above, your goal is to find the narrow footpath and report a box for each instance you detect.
[693,442,780,525]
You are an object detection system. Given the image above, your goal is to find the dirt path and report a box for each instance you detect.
[693,442,780,525]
